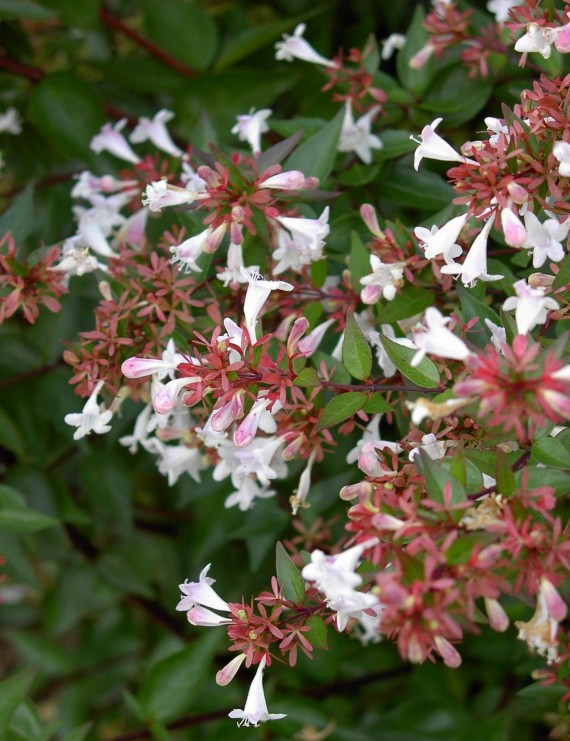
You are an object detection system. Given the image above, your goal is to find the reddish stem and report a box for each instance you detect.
[99,7,197,79]
[0,56,44,81]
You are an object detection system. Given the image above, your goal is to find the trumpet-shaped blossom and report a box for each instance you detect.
[441,217,504,286]
[143,180,206,212]
[228,656,286,727]
[502,279,559,335]
[522,212,568,268]
[515,577,568,663]
[360,255,404,303]
[130,109,183,157]
[64,381,113,440]
[176,564,230,613]
[414,213,467,264]
[275,207,330,261]
[275,23,337,68]
[241,269,294,341]
[231,108,272,154]
[337,102,382,165]
[514,23,560,60]
[169,228,212,273]
[90,119,141,164]
[411,118,472,171]
[411,308,471,367]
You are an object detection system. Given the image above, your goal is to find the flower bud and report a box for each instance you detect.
[339,481,374,501]
[484,597,509,632]
[360,204,383,237]
[216,654,247,686]
[501,208,527,248]
[506,181,528,205]
[434,636,462,668]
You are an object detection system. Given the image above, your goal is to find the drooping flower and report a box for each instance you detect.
[90,119,141,164]
[337,101,382,165]
[231,108,272,154]
[522,212,568,268]
[410,308,471,367]
[414,213,467,264]
[411,118,473,171]
[130,109,183,157]
[142,180,206,212]
[241,268,294,341]
[515,577,568,663]
[228,655,286,727]
[176,564,230,613]
[514,23,560,60]
[275,24,337,68]
[502,279,559,335]
[64,381,113,440]
[441,217,504,287]
[169,228,212,273]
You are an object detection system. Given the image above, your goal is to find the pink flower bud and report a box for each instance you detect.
[434,636,462,668]
[371,513,405,531]
[409,42,435,69]
[260,170,306,190]
[339,481,374,501]
[216,654,246,686]
[540,577,568,622]
[477,543,504,568]
[506,181,528,204]
[122,357,171,379]
[233,399,269,447]
[484,597,509,632]
[360,204,382,237]
[358,450,384,478]
[282,434,306,460]
[153,377,199,414]
[298,318,334,357]
[554,22,570,53]
[501,208,527,248]
[204,223,227,254]
[186,605,232,627]
[196,165,221,187]
[287,317,309,356]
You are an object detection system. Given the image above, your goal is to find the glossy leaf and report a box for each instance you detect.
[285,106,345,183]
[276,541,306,603]
[379,334,440,388]
[315,391,367,431]
[0,669,36,737]
[343,311,372,380]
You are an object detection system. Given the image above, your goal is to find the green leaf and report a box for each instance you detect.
[143,0,219,71]
[377,286,434,323]
[376,129,417,160]
[315,392,367,432]
[446,534,485,565]
[348,231,371,291]
[456,286,502,349]
[29,73,105,162]
[552,253,570,290]
[0,669,36,737]
[531,437,570,469]
[362,394,392,414]
[0,185,34,245]
[138,631,223,723]
[414,450,467,507]
[305,615,328,650]
[0,485,58,533]
[285,106,345,183]
[343,311,372,380]
[294,367,321,388]
[0,0,54,19]
[379,334,440,388]
[378,160,455,211]
[62,724,92,741]
[94,58,187,94]
[276,541,305,603]
[495,450,515,496]
[396,6,437,95]
[40,0,100,27]
[418,66,491,128]
[256,130,304,171]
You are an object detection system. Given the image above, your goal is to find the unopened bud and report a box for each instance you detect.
[501,207,527,248]
[339,481,374,501]
[282,434,306,460]
[506,181,528,204]
[434,636,462,668]
[196,165,221,187]
[484,597,509,632]
[216,654,246,686]
[554,21,570,53]
[540,577,568,622]
[528,272,555,288]
[99,280,113,301]
[360,203,383,237]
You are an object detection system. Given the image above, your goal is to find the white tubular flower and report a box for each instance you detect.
[116,208,148,249]
[0,107,22,135]
[502,279,559,335]
[170,228,213,273]
[408,433,447,462]
[411,118,474,171]
[297,318,335,357]
[64,381,113,440]
[337,102,383,165]
[553,141,570,177]
[225,478,277,511]
[290,450,317,515]
[441,217,504,287]
[414,213,467,264]
[484,318,506,352]
[487,0,517,24]
[72,171,136,199]
[381,33,406,60]
[143,180,205,212]
[51,243,100,279]
[275,23,337,68]
[515,577,568,663]
[90,119,141,164]
[231,108,272,154]
[485,117,510,146]
[217,243,258,288]
[176,564,230,613]
[360,255,404,303]
[523,212,569,268]
[122,340,184,380]
[241,268,294,341]
[119,403,155,454]
[233,436,287,486]
[411,308,471,367]
[130,109,183,157]
[259,170,307,191]
[275,207,330,259]
[514,23,560,59]
[229,656,286,727]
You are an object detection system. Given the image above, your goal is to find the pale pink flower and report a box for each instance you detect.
[515,577,568,663]
[275,23,337,68]
[502,279,559,335]
[130,109,183,157]
[360,255,404,303]
[64,381,113,440]
[555,22,570,53]
[337,101,382,164]
[414,213,467,264]
[259,170,306,190]
[514,23,560,59]
[501,207,527,247]
[176,563,230,613]
[143,180,206,212]
[90,119,141,164]
[241,268,294,341]
[228,656,286,727]
[231,108,272,154]
[411,118,473,171]
[216,654,247,686]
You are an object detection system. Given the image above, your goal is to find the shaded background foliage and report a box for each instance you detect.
[0,0,567,739]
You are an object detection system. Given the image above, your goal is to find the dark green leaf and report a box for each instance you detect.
[143,0,219,71]
[62,724,92,741]
[379,334,440,388]
[552,253,570,290]
[276,541,305,603]
[378,160,455,211]
[0,669,36,737]
[531,437,570,469]
[305,615,328,649]
[0,0,54,19]
[256,130,304,171]
[285,106,345,183]
[0,485,58,533]
[362,394,392,414]
[0,185,34,245]
[138,632,223,723]
[495,450,515,496]
[315,392,367,432]
[343,311,372,380]
[378,286,434,323]
[294,367,321,388]
[456,286,502,348]
[446,534,484,565]
[347,231,371,290]
[376,129,417,160]
[40,0,100,26]
[396,6,437,95]
[419,66,491,128]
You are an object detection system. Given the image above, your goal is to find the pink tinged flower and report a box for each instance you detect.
[216,654,247,686]
[121,352,180,379]
[275,23,337,68]
[287,317,310,356]
[90,119,141,164]
[523,212,569,268]
[553,141,570,177]
[176,563,230,613]
[441,217,504,287]
[484,598,509,632]
[275,206,330,259]
[411,118,473,171]
[502,279,559,335]
[514,23,560,59]
[231,108,272,154]
[0,107,22,135]
[186,606,232,627]
[116,207,148,248]
[484,318,506,353]
[203,223,227,254]
[360,255,404,303]
[259,169,306,190]
[485,116,510,146]
[210,394,245,433]
[414,213,467,264]
[337,101,383,165]
[555,22,570,53]
[501,208,526,248]
[241,268,294,341]
[64,381,113,440]
[360,204,382,237]
[228,655,286,727]
[434,636,462,668]
[130,109,183,157]
[328,590,380,632]
[217,243,255,288]
[233,398,271,447]
[302,538,378,595]
[515,577,567,663]
[408,433,446,462]
[370,513,406,531]
[142,180,204,212]
[411,308,471,367]
[170,228,211,273]
[152,376,201,415]
[297,318,334,357]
